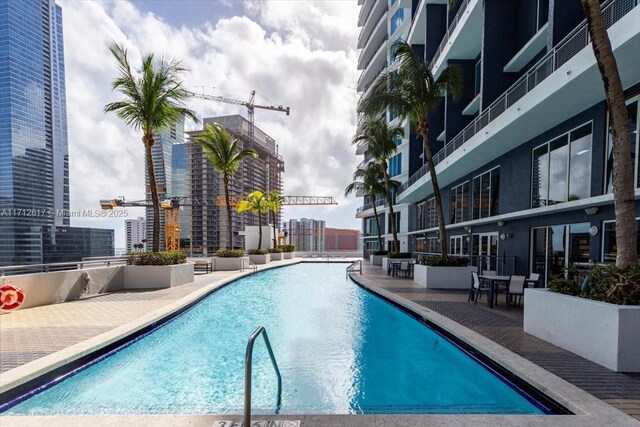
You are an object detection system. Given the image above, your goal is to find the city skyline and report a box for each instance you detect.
[54,0,361,249]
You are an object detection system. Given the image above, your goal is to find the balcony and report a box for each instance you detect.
[398,0,640,203]
[358,11,388,69]
[356,198,386,218]
[357,2,387,49]
[431,0,482,78]
[357,40,389,92]
[358,0,375,27]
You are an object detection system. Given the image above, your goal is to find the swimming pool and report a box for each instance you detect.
[4,263,549,415]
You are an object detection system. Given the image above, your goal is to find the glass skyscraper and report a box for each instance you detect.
[0,0,69,265]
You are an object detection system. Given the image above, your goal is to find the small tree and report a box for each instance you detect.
[237,191,269,251]
[105,43,198,252]
[359,41,462,257]
[194,123,257,250]
[266,191,285,249]
[345,162,398,252]
[582,0,637,267]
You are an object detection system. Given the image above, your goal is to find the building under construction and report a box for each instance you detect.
[187,115,284,253]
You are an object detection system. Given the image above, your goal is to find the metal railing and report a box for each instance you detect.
[431,0,471,67]
[242,258,257,272]
[399,0,638,195]
[356,198,386,214]
[0,257,129,277]
[346,259,363,277]
[244,326,282,427]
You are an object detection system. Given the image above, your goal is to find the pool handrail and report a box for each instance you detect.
[244,326,282,426]
[346,259,362,277]
[242,258,257,272]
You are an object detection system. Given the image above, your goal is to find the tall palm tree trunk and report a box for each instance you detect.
[144,135,160,252]
[583,0,636,267]
[381,162,399,252]
[420,126,448,257]
[257,213,263,251]
[223,176,233,250]
[371,194,383,250]
[271,211,277,250]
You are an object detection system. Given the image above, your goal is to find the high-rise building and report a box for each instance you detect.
[356,0,413,256]
[187,115,284,253]
[325,228,361,251]
[284,218,326,252]
[0,0,70,265]
[39,226,114,263]
[125,217,146,253]
[356,0,640,284]
[171,141,191,247]
[145,119,184,251]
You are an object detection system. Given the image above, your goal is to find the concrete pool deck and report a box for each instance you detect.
[0,258,638,426]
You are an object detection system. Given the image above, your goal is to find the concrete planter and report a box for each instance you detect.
[413,265,476,289]
[270,252,283,261]
[524,289,640,372]
[213,256,249,271]
[370,254,384,265]
[282,252,294,259]
[249,253,270,265]
[124,263,194,290]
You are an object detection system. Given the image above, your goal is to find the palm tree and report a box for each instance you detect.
[105,43,198,252]
[237,191,269,251]
[194,123,257,250]
[353,118,404,252]
[582,0,636,267]
[345,162,397,251]
[266,191,285,249]
[359,41,462,257]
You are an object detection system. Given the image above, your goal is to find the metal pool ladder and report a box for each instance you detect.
[244,326,282,426]
[346,259,362,277]
[242,258,257,272]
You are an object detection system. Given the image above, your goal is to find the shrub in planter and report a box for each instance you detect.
[128,251,187,266]
[419,256,469,267]
[248,249,269,255]
[268,248,283,253]
[373,250,388,255]
[388,252,413,259]
[277,244,295,252]
[215,249,245,258]
[549,264,640,305]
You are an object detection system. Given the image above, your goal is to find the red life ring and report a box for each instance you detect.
[0,284,25,311]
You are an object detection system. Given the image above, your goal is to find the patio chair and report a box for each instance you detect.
[526,273,540,288]
[398,261,410,277]
[507,275,527,307]
[468,271,491,305]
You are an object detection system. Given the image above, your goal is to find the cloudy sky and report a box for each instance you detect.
[61,0,361,249]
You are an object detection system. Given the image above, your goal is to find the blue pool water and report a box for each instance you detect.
[6,264,544,415]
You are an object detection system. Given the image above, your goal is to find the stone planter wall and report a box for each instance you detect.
[124,263,194,290]
[524,289,640,372]
[249,254,271,265]
[213,257,249,271]
[282,252,294,259]
[370,254,384,265]
[413,265,476,289]
[270,252,283,261]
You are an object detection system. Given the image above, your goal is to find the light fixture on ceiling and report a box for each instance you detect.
[585,207,599,215]
[497,221,506,227]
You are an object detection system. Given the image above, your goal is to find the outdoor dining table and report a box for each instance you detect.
[479,275,510,308]
[387,259,415,277]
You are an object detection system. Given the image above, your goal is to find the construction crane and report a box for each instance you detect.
[99,197,183,252]
[187,89,290,144]
[214,195,338,207]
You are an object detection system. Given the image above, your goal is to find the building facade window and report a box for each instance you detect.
[388,211,401,233]
[472,167,500,220]
[389,153,402,177]
[605,97,639,193]
[365,240,380,251]
[531,222,590,285]
[532,123,592,208]
[450,181,470,224]
[366,217,379,236]
[390,8,405,35]
[537,0,549,30]
[417,198,437,230]
[425,237,440,254]
[602,219,640,263]
[449,235,468,256]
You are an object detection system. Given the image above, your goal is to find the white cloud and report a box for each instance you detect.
[59,0,361,248]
